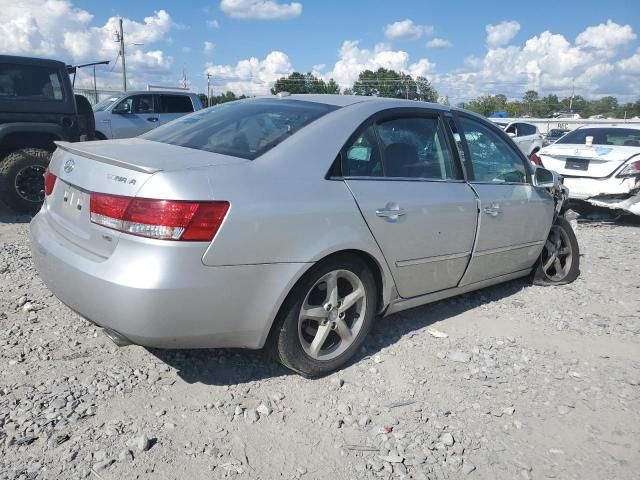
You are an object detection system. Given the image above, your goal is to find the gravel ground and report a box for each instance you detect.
[1,208,639,480]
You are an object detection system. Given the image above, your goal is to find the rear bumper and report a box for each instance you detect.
[30,212,309,349]
[562,176,640,215]
[562,175,638,199]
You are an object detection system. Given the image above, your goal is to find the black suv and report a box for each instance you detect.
[0,55,95,212]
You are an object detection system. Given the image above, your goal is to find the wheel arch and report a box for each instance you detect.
[260,247,395,349]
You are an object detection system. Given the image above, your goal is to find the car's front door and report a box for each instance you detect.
[110,94,158,138]
[343,111,478,298]
[453,114,554,285]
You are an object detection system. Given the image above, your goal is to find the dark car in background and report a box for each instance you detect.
[0,55,94,212]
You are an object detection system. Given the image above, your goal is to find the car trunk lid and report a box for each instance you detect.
[44,140,246,258]
[539,144,637,178]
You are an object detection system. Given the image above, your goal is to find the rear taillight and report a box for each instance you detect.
[44,170,57,196]
[90,193,229,241]
[529,152,542,166]
[617,159,640,178]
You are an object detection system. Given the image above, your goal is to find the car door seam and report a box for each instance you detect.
[456,183,481,287]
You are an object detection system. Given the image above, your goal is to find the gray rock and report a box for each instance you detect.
[244,409,260,424]
[257,404,272,416]
[358,415,371,427]
[135,434,152,452]
[94,459,114,471]
[463,463,476,475]
[440,432,455,447]
[118,449,134,463]
[93,450,107,462]
[378,454,404,463]
[448,351,471,363]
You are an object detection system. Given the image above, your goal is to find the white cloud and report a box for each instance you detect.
[576,20,636,52]
[426,38,452,49]
[433,25,639,103]
[204,51,293,95]
[0,2,176,89]
[618,50,640,73]
[327,41,435,88]
[384,19,433,41]
[182,46,193,53]
[206,19,220,28]
[204,41,215,53]
[485,20,520,48]
[220,0,302,20]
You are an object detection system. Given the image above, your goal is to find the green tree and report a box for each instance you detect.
[351,68,438,101]
[271,72,340,95]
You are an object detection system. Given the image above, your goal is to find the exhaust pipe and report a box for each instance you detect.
[103,328,133,347]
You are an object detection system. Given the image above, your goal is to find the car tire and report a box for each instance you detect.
[269,255,377,377]
[0,148,51,213]
[533,216,580,286]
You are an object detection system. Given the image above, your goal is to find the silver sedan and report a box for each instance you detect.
[30,95,580,376]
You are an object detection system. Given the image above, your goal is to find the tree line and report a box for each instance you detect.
[198,68,439,106]
[463,91,640,119]
[198,69,638,119]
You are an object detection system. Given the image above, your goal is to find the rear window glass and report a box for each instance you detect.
[557,128,640,147]
[142,99,337,160]
[157,95,194,113]
[0,63,64,101]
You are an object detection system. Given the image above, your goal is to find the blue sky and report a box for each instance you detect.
[4,1,640,102]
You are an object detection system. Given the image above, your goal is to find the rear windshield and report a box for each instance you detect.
[557,128,640,147]
[142,98,338,160]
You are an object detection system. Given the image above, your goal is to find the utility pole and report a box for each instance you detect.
[206,73,211,107]
[117,18,127,92]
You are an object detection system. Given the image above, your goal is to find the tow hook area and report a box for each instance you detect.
[103,328,133,347]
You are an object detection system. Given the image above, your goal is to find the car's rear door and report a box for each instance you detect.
[157,94,195,126]
[343,109,478,299]
[452,114,554,285]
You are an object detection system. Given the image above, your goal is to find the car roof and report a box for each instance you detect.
[265,93,450,111]
[0,54,66,69]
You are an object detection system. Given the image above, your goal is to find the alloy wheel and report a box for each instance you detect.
[14,165,46,203]
[298,269,367,361]
[541,225,573,281]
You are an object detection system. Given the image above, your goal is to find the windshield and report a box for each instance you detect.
[93,96,120,112]
[142,98,338,160]
[556,128,640,147]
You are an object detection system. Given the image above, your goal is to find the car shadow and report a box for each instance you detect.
[0,203,33,224]
[149,279,529,386]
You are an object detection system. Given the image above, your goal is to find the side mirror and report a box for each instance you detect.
[534,167,560,188]
[507,132,516,138]
[113,103,130,114]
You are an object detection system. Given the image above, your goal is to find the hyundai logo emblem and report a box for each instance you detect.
[64,159,75,173]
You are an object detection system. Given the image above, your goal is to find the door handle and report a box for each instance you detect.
[483,203,501,217]
[376,207,406,218]
[147,117,159,122]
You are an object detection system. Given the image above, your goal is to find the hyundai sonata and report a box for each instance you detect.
[30,95,579,376]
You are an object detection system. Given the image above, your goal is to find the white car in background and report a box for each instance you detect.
[93,91,203,140]
[492,120,544,159]
[537,124,640,215]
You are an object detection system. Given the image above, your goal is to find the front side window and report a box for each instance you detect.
[517,123,536,136]
[143,99,337,160]
[116,95,154,114]
[459,117,528,184]
[0,63,64,101]
[158,95,194,113]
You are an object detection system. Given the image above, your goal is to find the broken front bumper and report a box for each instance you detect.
[563,176,640,215]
